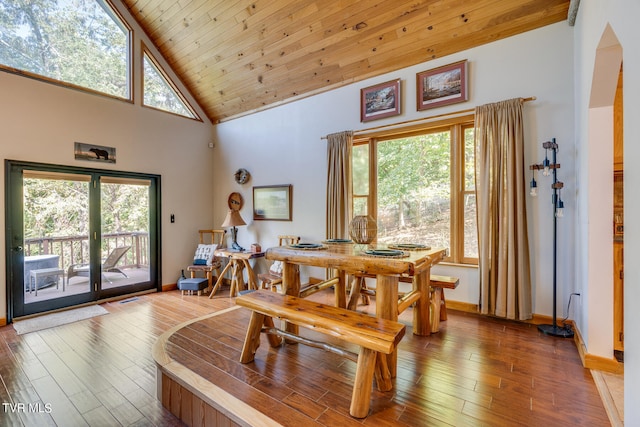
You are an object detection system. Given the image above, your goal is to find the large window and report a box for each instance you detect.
[352,115,477,264]
[0,0,130,99]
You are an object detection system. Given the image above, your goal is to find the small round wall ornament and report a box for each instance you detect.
[234,168,250,184]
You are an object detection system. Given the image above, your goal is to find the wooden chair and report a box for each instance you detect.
[258,235,300,291]
[186,229,226,291]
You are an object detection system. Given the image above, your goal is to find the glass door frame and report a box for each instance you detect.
[5,160,162,321]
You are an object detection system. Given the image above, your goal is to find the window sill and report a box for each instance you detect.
[438,261,478,269]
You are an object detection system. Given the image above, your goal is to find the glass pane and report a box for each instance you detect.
[464,127,475,191]
[352,144,369,195]
[23,174,91,303]
[353,196,368,217]
[143,52,196,118]
[0,0,129,98]
[100,179,151,290]
[377,132,450,250]
[464,193,478,258]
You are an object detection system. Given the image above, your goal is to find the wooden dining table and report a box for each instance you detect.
[265,242,447,376]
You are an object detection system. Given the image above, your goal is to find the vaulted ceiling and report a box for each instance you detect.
[122,0,572,123]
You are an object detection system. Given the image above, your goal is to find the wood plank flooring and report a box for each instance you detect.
[1,288,611,426]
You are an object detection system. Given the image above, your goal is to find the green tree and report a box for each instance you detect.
[378,132,450,229]
[0,0,128,97]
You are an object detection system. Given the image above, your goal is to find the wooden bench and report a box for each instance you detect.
[236,289,406,419]
[349,274,459,333]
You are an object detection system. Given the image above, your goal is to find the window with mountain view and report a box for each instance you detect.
[0,0,130,99]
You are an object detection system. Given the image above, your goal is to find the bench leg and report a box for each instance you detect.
[374,352,392,392]
[263,316,283,347]
[430,287,443,333]
[440,290,448,321]
[347,276,361,310]
[240,311,265,363]
[350,347,376,418]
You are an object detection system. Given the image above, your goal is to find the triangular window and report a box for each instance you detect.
[143,49,198,119]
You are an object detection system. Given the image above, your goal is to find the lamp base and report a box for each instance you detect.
[231,241,244,251]
[538,324,574,338]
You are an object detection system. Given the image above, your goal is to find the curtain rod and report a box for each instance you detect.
[321,96,536,139]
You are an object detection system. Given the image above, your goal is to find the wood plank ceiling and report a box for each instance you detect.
[122,0,571,123]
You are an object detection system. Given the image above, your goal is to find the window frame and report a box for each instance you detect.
[352,114,477,265]
[141,44,201,121]
[0,0,133,102]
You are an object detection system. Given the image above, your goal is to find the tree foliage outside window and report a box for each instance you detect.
[376,132,451,249]
[24,178,149,241]
[143,51,196,119]
[0,0,129,98]
[352,119,478,264]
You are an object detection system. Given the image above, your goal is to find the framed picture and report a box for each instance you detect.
[74,142,116,163]
[360,79,401,122]
[416,60,468,111]
[253,185,292,221]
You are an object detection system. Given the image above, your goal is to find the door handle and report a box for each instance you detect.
[14,246,23,252]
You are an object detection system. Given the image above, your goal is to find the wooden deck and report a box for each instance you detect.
[154,290,611,426]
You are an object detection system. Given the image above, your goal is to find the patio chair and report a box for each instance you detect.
[67,246,131,283]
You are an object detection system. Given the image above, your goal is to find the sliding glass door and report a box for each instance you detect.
[5,160,160,320]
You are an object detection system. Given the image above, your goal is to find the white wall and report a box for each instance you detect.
[573,0,640,424]
[0,2,217,320]
[214,22,576,314]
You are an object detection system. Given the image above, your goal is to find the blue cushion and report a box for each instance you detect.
[193,258,207,265]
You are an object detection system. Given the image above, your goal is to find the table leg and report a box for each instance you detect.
[335,270,347,308]
[242,259,258,290]
[230,260,246,297]
[282,262,300,338]
[209,260,233,298]
[413,270,432,336]
[376,274,399,378]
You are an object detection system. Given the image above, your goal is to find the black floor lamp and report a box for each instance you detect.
[529,138,574,338]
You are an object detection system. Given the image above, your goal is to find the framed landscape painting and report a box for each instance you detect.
[253,185,292,221]
[417,60,468,111]
[360,79,401,122]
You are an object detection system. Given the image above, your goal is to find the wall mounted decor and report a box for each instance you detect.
[253,185,292,221]
[360,79,401,122]
[74,142,116,163]
[416,60,468,111]
[234,168,250,184]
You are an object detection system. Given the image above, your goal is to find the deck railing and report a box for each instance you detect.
[24,232,149,272]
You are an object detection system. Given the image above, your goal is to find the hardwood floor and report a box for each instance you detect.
[1,288,611,426]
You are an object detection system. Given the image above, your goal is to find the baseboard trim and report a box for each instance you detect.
[572,320,623,373]
[446,299,622,373]
[162,283,178,292]
[0,317,6,327]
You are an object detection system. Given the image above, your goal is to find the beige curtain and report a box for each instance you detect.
[326,131,353,239]
[475,98,532,320]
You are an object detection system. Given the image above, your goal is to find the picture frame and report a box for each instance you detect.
[253,185,292,221]
[416,60,468,111]
[360,79,401,122]
[74,142,116,163]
